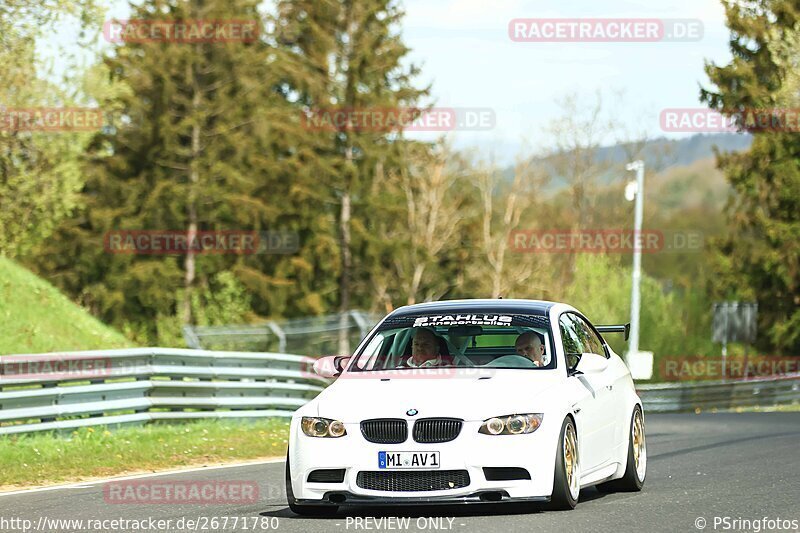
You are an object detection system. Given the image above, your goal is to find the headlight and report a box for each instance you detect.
[479,414,543,435]
[301,417,347,438]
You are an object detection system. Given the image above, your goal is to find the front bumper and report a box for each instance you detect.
[288,417,560,502]
[295,490,550,506]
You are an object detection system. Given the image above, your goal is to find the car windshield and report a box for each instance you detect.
[347,312,554,371]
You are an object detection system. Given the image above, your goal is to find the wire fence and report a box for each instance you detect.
[182,310,383,355]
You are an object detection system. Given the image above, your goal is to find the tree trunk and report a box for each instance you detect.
[337,188,352,355]
[182,77,201,325]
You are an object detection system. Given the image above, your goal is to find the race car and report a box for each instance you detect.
[286,299,646,515]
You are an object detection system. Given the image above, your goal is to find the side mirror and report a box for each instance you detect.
[313,356,350,378]
[575,352,609,374]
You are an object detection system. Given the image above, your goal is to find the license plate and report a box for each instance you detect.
[378,451,440,469]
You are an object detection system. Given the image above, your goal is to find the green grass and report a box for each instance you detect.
[0,418,290,489]
[0,256,133,354]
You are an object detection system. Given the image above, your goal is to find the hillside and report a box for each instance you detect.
[645,156,731,215]
[593,133,752,171]
[505,133,750,193]
[534,156,729,289]
[0,257,133,355]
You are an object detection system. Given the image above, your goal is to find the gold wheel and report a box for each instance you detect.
[564,422,580,500]
[632,409,646,482]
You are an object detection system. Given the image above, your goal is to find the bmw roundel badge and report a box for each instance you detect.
[406,409,418,416]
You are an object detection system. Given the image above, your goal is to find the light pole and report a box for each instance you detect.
[625,160,645,367]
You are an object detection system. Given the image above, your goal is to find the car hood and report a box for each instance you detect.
[308,368,565,422]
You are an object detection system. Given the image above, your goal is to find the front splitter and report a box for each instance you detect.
[296,490,550,506]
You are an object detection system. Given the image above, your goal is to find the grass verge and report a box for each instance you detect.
[0,418,289,489]
[0,256,133,354]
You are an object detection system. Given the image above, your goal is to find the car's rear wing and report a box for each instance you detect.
[596,323,631,341]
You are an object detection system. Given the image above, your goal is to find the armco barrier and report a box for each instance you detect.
[0,348,327,436]
[637,373,800,413]
[3,349,798,436]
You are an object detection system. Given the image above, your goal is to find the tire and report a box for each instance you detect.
[548,416,580,510]
[596,405,646,493]
[285,455,339,517]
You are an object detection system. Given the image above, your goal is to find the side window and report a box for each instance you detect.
[355,333,386,370]
[559,315,584,356]
[571,314,607,358]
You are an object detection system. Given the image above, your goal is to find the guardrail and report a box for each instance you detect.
[3,348,798,436]
[637,373,800,413]
[0,348,327,436]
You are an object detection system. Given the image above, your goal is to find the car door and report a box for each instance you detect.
[560,313,617,472]
[570,314,620,465]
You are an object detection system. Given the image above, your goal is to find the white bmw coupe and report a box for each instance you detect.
[286,299,646,515]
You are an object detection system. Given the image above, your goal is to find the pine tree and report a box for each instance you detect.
[702,0,800,353]
[34,0,305,342]
[273,0,429,352]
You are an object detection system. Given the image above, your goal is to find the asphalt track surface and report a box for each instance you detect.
[1,413,798,533]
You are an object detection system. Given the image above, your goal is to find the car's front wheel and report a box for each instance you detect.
[548,416,580,510]
[285,455,339,517]
[596,405,646,493]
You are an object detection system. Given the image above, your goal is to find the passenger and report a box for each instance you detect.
[514,331,546,367]
[399,328,453,368]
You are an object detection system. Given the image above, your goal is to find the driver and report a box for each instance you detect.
[399,328,453,368]
[514,331,546,367]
